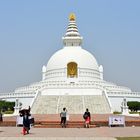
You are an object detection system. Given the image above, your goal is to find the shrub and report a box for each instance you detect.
[113,111,121,114]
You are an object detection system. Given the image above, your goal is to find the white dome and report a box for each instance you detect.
[46,47,99,71]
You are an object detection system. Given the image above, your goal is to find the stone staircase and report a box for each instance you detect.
[31,95,59,114]
[58,95,83,114]
[31,95,111,114]
[84,95,111,114]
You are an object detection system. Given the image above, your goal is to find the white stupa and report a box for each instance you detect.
[0,13,140,114]
[42,13,102,88]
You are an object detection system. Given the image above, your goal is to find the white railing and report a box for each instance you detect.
[30,90,40,110]
[39,82,105,91]
[107,92,140,98]
[102,90,113,113]
[0,92,36,99]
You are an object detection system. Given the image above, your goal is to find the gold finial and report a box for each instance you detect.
[69,13,76,21]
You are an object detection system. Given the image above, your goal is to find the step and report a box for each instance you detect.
[34,121,97,128]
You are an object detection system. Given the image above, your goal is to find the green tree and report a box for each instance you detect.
[0,100,15,112]
[127,101,140,112]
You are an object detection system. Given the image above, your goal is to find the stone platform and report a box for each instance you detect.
[0,114,140,128]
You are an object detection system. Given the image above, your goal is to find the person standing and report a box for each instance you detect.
[83,108,91,128]
[23,111,30,135]
[60,107,67,128]
[0,112,3,122]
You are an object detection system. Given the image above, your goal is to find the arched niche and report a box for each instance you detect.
[67,62,78,78]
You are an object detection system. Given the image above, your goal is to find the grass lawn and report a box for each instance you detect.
[117,137,140,140]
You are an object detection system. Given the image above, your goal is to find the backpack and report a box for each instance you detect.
[83,113,88,119]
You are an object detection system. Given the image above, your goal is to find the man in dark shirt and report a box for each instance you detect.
[60,107,67,128]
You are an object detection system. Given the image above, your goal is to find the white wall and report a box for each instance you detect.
[42,88,102,95]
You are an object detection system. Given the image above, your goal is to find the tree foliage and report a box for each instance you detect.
[127,101,140,112]
[0,100,15,112]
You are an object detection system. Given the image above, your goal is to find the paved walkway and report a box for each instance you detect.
[0,137,116,140]
[0,127,140,140]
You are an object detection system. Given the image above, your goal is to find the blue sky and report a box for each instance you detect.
[0,0,140,92]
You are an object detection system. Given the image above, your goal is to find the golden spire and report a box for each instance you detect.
[69,13,76,21]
